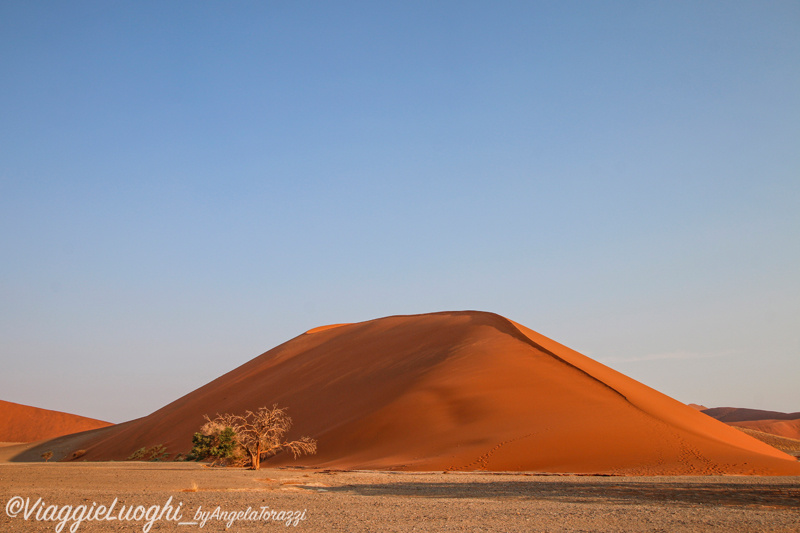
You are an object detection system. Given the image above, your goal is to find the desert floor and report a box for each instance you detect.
[0,463,798,532]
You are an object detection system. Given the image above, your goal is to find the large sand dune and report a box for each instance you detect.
[9,311,800,474]
[0,399,110,443]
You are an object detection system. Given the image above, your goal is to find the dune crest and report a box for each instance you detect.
[11,311,800,474]
[304,323,351,334]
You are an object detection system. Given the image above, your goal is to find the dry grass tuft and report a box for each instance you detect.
[181,481,199,493]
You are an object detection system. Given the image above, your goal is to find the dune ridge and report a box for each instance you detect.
[506,321,795,463]
[304,323,351,334]
[8,311,800,475]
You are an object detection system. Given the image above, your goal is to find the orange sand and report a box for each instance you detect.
[0,400,111,442]
[9,312,800,474]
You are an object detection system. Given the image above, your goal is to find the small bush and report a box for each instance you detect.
[187,426,239,464]
[41,451,53,462]
[128,447,147,460]
[127,445,169,461]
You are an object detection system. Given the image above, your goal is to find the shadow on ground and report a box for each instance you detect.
[324,480,800,509]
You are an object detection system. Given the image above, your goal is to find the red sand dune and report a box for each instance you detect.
[23,311,800,474]
[701,407,800,440]
[0,400,111,443]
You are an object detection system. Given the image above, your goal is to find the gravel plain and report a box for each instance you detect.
[1,462,798,532]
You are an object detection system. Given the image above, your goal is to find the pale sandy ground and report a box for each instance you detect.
[0,463,798,532]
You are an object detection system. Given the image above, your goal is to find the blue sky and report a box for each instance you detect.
[1,1,798,422]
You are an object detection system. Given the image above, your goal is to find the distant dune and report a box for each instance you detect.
[701,407,800,440]
[730,420,800,440]
[732,427,800,458]
[7,312,800,474]
[0,400,111,443]
[702,407,800,423]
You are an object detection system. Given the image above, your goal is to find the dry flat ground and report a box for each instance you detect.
[0,463,798,532]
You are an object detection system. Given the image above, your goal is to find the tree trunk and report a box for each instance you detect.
[249,443,262,470]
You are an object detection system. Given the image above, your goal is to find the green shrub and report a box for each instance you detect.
[127,444,169,461]
[187,426,238,463]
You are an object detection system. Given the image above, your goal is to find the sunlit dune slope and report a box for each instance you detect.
[32,311,800,474]
[0,399,111,442]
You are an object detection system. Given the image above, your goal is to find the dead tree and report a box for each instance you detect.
[202,405,316,470]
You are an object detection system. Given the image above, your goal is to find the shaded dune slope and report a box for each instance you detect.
[26,311,800,474]
[0,400,111,443]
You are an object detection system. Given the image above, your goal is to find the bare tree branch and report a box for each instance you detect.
[200,405,317,470]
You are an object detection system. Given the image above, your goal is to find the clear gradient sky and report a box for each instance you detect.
[1,1,798,423]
